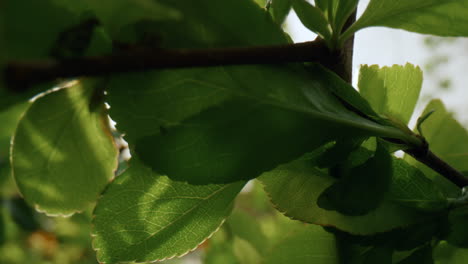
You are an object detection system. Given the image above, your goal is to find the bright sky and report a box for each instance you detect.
[285,0,468,126]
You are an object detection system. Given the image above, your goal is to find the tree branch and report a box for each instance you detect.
[407,147,468,188]
[5,26,468,188]
[4,40,333,92]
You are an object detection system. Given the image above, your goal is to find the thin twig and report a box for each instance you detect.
[4,40,333,91]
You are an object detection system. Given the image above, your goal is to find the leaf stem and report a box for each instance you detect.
[4,40,333,92]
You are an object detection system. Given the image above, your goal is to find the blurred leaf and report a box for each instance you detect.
[263,225,339,264]
[259,154,429,235]
[445,207,468,248]
[292,0,331,40]
[434,241,468,264]
[226,210,268,254]
[92,158,245,263]
[83,0,180,36]
[329,0,359,33]
[6,197,39,232]
[318,141,392,215]
[271,0,292,24]
[405,100,468,197]
[1,0,80,107]
[329,216,440,252]
[358,64,423,125]
[204,241,239,264]
[2,0,78,60]
[11,80,118,215]
[397,244,434,264]
[338,239,393,264]
[232,237,262,264]
[343,0,468,41]
[49,17,99,59]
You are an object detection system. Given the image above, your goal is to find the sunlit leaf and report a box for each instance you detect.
[259,154,430,235]
[92,158,245,263]
[12,80,118,215]
[434,241,468,264]
[358,64,423,125]
[389,159,448,212]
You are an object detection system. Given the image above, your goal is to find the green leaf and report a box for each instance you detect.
[338,242,393,264]
[6,197,39,232]
[232,237,262,264]
[271,0,292,25]
[259,154,429,235]
[343,0,468,41]
[2,0,78,60]
[108,0,412,185]
[405,100,468,197]
[329,217,440,252]
[1,0,80,106]
[397,245,434,264]
[204,240,239,264]
[329,0,359,34]
[11,80,118,215]
[263,225,339,264]
[315,0,329,12]
[92,158,245,263]
[445,207,468,248]
[389,159,448,212]
[226,211,268,255]
[308,64,380,119]
[434,241,468,264]
[135,97,346,184]
[292,0,332,40]
[358,64,423,125]
[318,141,392,216]
[84,0,181,37]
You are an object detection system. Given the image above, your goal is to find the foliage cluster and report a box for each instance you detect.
[2,0,468,263]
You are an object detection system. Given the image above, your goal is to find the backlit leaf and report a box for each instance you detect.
[11,80,118,215]
[358,64,423,125]
[259,154,429,235]
[92,158,245,263]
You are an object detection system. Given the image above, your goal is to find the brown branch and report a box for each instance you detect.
[407,147,468,188]
[4,40,333,92]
